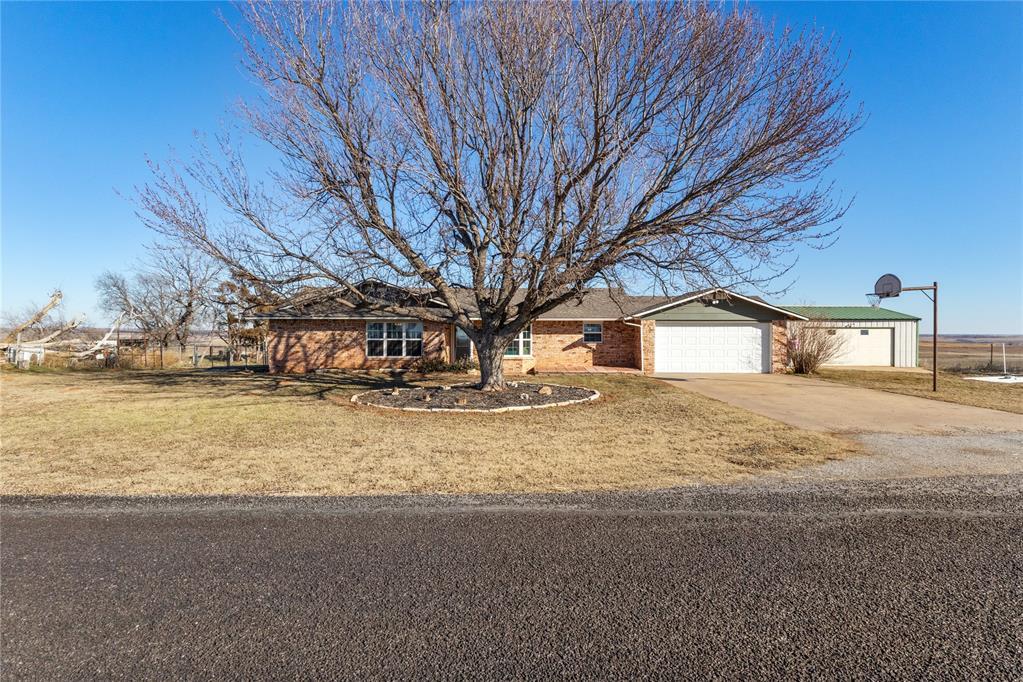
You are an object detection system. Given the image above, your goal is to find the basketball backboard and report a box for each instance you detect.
[873,273,902,298]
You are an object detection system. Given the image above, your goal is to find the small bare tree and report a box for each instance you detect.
[138,1,860,389]
[210,275,277,360]
[96,244,220,348]
[788,320,848,374]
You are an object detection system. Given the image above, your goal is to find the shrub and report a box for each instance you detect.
[416,357,480,374]
[788,321,847,374]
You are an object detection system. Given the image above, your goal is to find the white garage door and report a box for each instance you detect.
[655,322,770,373]
[826,327,894,366]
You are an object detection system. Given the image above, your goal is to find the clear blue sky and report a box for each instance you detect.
[3,1,1020,333]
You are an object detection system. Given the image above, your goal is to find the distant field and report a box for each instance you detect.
[920,336,1022,373]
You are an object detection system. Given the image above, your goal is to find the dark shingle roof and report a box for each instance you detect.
[535,289,675,319]
[250,285,801,321]
[784,305,921,321]
[250,287,675,320]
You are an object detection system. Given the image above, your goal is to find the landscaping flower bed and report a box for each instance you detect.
[351,382,599,412]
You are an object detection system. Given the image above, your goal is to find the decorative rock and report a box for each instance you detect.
[351,383,599,412]
[508,381,519,388]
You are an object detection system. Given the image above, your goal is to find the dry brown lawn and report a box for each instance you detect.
[1,367,853,496]
[816,368,1023,415]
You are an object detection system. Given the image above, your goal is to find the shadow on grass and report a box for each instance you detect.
[16,366,451,401]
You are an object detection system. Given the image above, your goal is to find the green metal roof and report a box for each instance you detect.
[783,305,921,321]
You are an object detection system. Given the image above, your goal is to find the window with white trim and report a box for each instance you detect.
[503,326,532,357]
[583,322,603,343]
[367,321,423,357]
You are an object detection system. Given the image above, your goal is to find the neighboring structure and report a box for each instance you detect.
[5,343,46,368]
[254,286,813,375]
[785,306,921,368]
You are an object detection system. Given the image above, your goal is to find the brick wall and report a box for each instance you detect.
[268,317,651,374]
[530,320,639,372]
[500,356,536,375]
[640,320,656,375]
[771,320,789,373]
[267,319,449,373]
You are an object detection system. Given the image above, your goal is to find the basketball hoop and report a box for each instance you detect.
[866,273,900,308]
[869,272,940,393]
[873,273,902,299]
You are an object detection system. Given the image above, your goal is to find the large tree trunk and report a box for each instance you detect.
[474,335,509,392]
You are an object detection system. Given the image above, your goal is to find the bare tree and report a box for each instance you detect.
[788,319,848,374]
[138,1,860,389]
[2,290,65,345]
[96,244,220,348]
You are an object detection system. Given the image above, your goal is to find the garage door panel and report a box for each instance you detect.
[826,328,893,366]
[655,322,770,373]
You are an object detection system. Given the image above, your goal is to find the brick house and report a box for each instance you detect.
[255,286,814,375]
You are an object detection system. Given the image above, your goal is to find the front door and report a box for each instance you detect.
[454,328,473,361]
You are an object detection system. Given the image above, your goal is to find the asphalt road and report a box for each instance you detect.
[3,477,1022,680]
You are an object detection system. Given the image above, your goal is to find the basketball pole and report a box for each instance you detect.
[932,282,937,391]
[903,282,938,392]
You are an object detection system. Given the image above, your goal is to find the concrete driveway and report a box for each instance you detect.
[658,373,1023,480]
[657,373,1021,434]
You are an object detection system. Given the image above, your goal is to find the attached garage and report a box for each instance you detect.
[785,306,921,368]
[634,290,807,374]
[655,322,770,373]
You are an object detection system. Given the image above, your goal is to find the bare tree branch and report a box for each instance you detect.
[138,0,860,388]
[96,243,221,347]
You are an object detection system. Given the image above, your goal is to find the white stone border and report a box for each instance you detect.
[350,382,600,413]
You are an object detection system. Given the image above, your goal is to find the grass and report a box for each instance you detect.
[0,367,852,496]
[815,368,1023,415]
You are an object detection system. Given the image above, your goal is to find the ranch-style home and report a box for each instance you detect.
[255,286,920,375]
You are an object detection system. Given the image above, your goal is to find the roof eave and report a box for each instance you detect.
[629,288,809,321]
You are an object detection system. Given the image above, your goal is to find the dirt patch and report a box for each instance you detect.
[353,382,598,411]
